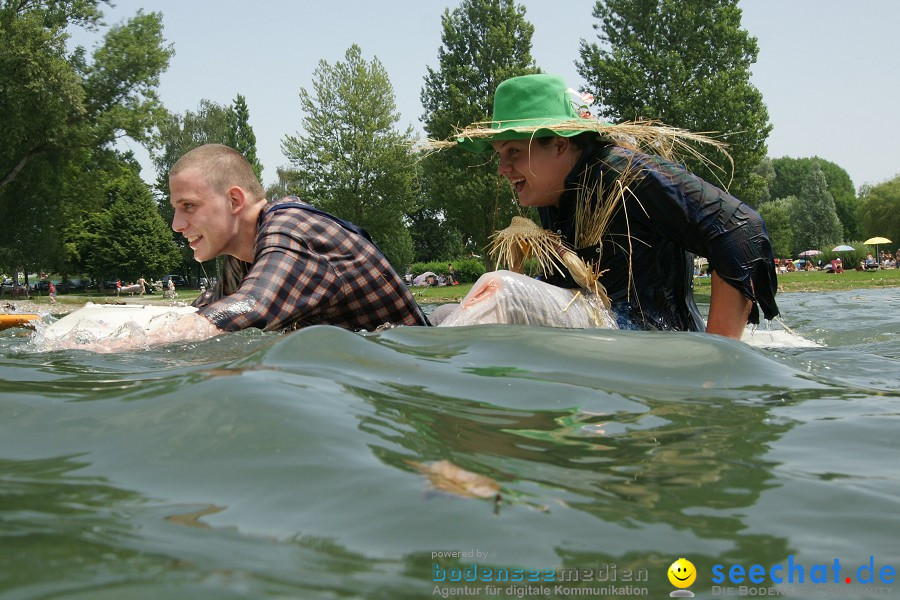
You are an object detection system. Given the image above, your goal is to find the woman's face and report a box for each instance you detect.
[493,137,578,208]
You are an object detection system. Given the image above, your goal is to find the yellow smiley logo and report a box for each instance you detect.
[668,558,697,588]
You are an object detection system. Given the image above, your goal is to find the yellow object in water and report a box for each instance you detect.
[0,313,41,331]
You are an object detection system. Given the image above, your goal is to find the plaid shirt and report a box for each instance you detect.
[198,201,427,332]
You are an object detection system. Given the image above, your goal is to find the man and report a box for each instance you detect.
[148,144,426,345]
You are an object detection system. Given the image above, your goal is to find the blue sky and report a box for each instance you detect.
[72,0,900,193]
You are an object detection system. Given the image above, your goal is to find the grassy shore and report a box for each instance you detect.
[9,268,899,312]
[411,268,900,303]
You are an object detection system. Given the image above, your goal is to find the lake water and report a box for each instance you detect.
[1,288,899,599]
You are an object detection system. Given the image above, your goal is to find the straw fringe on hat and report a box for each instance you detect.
[421,74,733,180]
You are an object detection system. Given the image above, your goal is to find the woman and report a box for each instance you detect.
[446,74,779,339]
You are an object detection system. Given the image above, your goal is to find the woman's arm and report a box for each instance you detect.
[706,271,752,339]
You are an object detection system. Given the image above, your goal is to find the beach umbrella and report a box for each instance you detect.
[412,271,436,286]
[863,237,892,264]
[831,245,854,252]
[798,250,821,258]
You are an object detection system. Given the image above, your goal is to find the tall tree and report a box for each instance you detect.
[756,196,794,259]
[769,156,859,240]
[0,5,172,192]
[281,44,417,268]
[577,0,770,202]
[789,166,842,255]
[226,93,263,183]
[420,0,539,257]
[0,2,171,276]
[857,175,900,250]
[72,160,181,283]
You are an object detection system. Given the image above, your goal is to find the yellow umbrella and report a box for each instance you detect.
[863,237,892,266]
[863,237,891,245]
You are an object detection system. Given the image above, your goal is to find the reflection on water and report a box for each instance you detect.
[0,288,898,599]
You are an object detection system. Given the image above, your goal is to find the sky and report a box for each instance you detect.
[70,0,900,193]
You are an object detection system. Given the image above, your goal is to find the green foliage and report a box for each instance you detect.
[0,3,171,276]
[419,0,540,257]
[407,205,465,262]
[857,175,900,253]
[410,258,485,284]
[769,156,859,239]
[741,158,776,209]
[756,196,794,259]
[577,0,771,202]
[76,162,181,282]
[281,44,417,268]
[789,166,843,255]
[226,94,264,183]
[817,242,868,270]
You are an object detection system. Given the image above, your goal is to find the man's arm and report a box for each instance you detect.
[145,312,224,345]
[706,271,752,339]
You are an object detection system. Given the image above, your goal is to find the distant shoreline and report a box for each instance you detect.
[410,268,900,304]
[6,269,898,315]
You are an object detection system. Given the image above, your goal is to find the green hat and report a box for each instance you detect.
[456,74,597,153]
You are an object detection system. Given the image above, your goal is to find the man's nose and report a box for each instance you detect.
[171,211,185,232]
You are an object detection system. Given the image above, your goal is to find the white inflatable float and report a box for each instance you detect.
[433,270,817,348]
[38,302,198,344]
[32,274,815,350]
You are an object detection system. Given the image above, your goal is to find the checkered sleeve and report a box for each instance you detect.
[197,205,426,332]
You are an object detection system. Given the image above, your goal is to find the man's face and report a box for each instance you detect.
[169,168,236,263]
[493,138,573,208]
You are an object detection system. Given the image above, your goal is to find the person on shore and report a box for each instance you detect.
[147,144,427,345]
[441,74,778,339]
[48,281,57,305]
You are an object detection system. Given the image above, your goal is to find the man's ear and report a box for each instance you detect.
[227,185,247,213]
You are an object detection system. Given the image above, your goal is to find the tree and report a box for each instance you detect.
[743,158,775,209]
[789,166,842,255]
[420,0,540,258]
[756,196,794,259]
[769,156,859,240]
[281,44,417,267]
[407,205,465,263]
[577,0,771,202]
[0,5,172,192]
[226,94,263,183]
[74,160,181,283]
[0,2,171,277]
[857,175,900,250]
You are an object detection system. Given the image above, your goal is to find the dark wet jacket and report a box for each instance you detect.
[538,144,779,331]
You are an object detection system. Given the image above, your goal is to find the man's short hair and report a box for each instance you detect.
[170,144,265,199]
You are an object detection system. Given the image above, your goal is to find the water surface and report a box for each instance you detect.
[1,288,898,599]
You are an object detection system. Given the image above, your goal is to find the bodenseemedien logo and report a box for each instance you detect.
[668,558,696,597]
